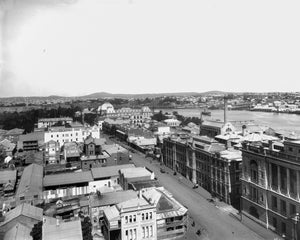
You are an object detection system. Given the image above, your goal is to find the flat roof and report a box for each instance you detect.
[104,205,120,221]
[44,171,93,187]
[43,220,82,240]
[16,164,43,197]
[91,164,135,179]
[90,190,137,208]
[120,167,152,179]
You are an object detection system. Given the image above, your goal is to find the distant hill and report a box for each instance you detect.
[80,91,228,99]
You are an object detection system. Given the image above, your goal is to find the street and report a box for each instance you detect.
[103,134,280,240]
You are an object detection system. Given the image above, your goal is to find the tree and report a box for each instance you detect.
[30,221,42,240]
[151,111,168,122]
[81,216,93,240]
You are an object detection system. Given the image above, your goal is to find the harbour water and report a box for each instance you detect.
[157,109,300,132]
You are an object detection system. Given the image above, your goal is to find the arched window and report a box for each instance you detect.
[250,160,258,183]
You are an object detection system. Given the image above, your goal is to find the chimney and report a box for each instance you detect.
[242,125,247,136]
[226,140,232,149]
[56,217,60,227]
[224,97,228,124]
[268,140,274,151]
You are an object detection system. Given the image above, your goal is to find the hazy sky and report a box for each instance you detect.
[1,0,300,97]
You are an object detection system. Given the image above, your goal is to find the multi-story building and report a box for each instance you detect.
[103,195,157,240]
[37,117,73,128]
[44,125,100,147]
[162,136,242,208]
[43,140,60,165]
[241,138,300,239]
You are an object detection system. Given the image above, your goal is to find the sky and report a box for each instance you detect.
[0,0,300,97]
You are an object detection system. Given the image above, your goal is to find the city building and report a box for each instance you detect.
[17,132,44,151]
[62,142,81,163]
[102,194,157,240]
[143,188,188,240]
[43,140,60,165]
[119,167,155,190]
[0,139,16,157]
[37,117,73,128]
[241,137,300,239]
[16,163,43,206]
[163,119,181,127]
[162,135,242,208]
[90,164,135,193]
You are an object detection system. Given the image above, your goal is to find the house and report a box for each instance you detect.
[0,139,16,157]
[0,170,17,197]
[163,119,181,127]
[16,164,43,206]
[84,136,105,156]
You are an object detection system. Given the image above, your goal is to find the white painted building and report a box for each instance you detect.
[44,126,100,146]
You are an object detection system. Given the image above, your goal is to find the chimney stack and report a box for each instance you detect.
[224,96,228,124]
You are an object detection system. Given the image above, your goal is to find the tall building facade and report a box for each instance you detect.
[162,136,242,208]
[241,138,300,239]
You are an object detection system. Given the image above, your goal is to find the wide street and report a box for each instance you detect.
[104,134,280,240]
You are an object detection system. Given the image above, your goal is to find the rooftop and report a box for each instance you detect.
[43,219,83,240]
[0,170,17,185]
[90,190,137,208]
[104,205,120,222]
[3,222,32,240]
[91,164,135,179]
[117,197,151,211]
[0,203,43,228]
[16,163,43,197]
[38,117,72,122]
[18,132,44,142]
[119,167,152,179]
[44,171,93,187]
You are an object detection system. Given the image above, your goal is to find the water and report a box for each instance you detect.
[157,109,300,132]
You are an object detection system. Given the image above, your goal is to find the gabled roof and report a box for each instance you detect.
[91,164,135,179]
[0,203,43,228]
[5,128,24,136]
[0,139,16,151]
[3,222,32,240]
[16,164,43,197]
[43,171,93,187]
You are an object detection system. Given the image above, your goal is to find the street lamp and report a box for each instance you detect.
[291,213,300,240]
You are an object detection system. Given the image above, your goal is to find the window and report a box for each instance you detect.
[20,196,25,200]
[282,222,286,235]
[146,213,148,220]
[280,200,287,216]
[149,212,152,219]
[34,195,38,199]
[57,134,59,137]
[133,215,136,222]
[289,147,293,152]
[142,227,145,238]
[272,196,277,210]
[150,225,153,236]
[129,215,132,223]
[273,217,277,229]
[51,135,53,138]
[142,213,145,220]
[125,216,128,223]
[290,203,296,216]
